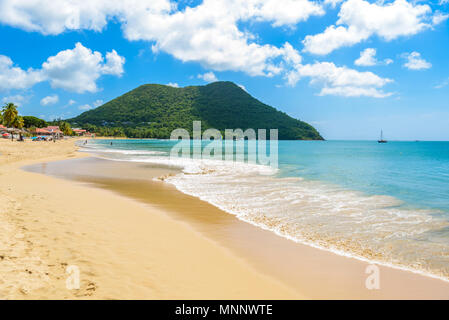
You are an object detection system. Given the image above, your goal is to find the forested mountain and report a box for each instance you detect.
[68,81,323,140]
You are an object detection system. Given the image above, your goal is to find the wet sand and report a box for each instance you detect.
[24,156,449,299]
[0,139,297,299]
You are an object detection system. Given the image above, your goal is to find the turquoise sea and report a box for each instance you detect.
[81,139,449,280]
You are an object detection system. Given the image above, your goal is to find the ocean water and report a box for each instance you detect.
[80,139,449,280]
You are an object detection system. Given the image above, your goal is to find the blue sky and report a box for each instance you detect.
[0,0,448,140]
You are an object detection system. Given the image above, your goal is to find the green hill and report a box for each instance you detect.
[68,81,323,140]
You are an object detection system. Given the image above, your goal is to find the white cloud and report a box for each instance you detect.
[68,99,76,105]
[197,72,218,82]
[0,0,433,100]
[0,55,43,91]
[402,52,432,70]
[237,84,247,91]
[78,99,104,111]
[324,0,343,9]
[40,94,59,106]
[0,0,325,35]
[92,99,104,107]
[0,43,124,93]
[101,50,125,76]
[319,86,392,98]
[242,0,324,27]
[0,0,323,77]
[286,61,393,98]
[303,0,438,55]
[42,42,125,93]
[167,82,179,87]
[1,94,29,106]
[281,42,302,65]
[142,2,285,76]
[355,48,393,66]
[0,0,174,35]
[355,48,377,66]
[432,11,449,25]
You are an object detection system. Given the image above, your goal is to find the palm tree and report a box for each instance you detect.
[13,116,24,129]
[1,103,19,127]
[59,121,73,136]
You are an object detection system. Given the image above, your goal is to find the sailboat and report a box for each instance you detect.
[378,130,387,143]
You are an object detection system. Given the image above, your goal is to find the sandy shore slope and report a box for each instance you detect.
[0,138,298,299]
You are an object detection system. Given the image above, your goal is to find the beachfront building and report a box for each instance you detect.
[72,128,92,136]
[31,126,63,139]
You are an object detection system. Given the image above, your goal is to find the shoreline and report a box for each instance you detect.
[0,138,298,299]
[83,139,449,285]
[24,151,449,299]
[2,138,449,299]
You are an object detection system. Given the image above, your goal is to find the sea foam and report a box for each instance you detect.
[82,142,449,281]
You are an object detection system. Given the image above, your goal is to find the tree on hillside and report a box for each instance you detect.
[23,116,47,128]
[1,103,19,127]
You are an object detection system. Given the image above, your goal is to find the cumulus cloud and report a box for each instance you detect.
[93,99,104,107]
[319,86,391,98]
[0,0,324,31]
[324,0,343,8]
[1,94,29,106]
[167,82,179,87]
[355,48,393,66]
[78,99,104,111]
[197,72,218,82]
[237,84,247,91]
[281,42,303,65]
[242,0,324,27]
[280,42,391,98]
[0,42,125,93]
[0,0,420,100]
[101,50,125,76]
[355,48,377,66]
[40,94,59,106]
[402,52,432,70]
[432,11,449,25]
[42,42,125,93]
[286,61,393,98]
[0,0,323,77]
[303,0,440,55]
[0,0,173,35]
[0,55,43,91]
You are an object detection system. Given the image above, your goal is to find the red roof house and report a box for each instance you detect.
[33,127,63,136]
[73,128,87,136]
[35,128,51,135]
